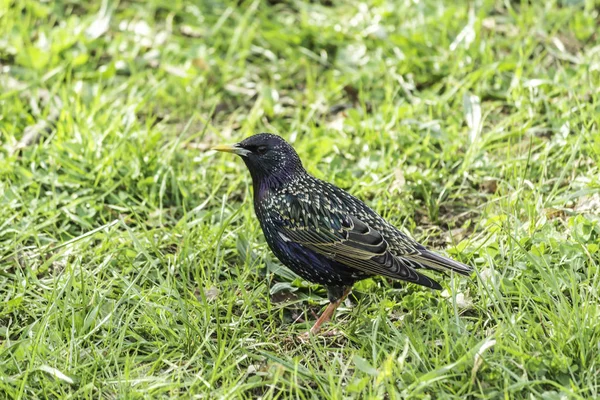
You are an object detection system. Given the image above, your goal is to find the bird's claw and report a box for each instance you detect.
[296,328,342,343]
[296,331,311,343]
[322,328,341,337]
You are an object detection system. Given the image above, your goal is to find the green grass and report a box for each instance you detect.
[1,0,599,398]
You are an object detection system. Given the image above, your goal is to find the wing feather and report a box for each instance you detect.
[272,201,442,289]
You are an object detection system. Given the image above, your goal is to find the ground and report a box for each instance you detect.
[1,0,599,398]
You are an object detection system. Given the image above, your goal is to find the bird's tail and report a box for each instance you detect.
[410,250,473,276]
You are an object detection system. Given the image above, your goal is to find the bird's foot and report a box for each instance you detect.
[321,328,341,337]
[296,328,342,343]
[296,331,311,343]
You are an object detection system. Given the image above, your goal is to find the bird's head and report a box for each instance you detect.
[212,133,305,187]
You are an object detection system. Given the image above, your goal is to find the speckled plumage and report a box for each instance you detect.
[213,133,472,333]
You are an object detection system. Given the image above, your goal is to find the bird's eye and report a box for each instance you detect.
[256,145,268,155]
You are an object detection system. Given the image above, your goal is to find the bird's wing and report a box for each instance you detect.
[270,195,443,289]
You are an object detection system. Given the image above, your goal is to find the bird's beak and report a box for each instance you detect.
[211,143,250,156]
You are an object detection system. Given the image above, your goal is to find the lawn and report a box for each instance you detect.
[1,0,599,398]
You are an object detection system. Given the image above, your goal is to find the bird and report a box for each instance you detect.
[212,133,472,337]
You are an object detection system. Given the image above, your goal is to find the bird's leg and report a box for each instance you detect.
[298,287,351,340]
[309,298,343,335]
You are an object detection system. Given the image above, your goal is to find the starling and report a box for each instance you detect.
[212,133,472,336]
